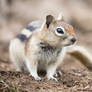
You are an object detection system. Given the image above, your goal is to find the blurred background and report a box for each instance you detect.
[0,0,92,71]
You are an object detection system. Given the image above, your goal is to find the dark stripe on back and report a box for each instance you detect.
[26,25,35,32]
[16,34,27,42]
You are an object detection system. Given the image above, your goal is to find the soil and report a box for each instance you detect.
[0,21,92,92]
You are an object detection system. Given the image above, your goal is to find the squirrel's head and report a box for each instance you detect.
[40,14,77,47]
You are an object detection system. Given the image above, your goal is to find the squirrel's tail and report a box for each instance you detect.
[67,45,92,70]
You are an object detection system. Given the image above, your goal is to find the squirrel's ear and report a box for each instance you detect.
[46,15,54,28]
[57,13,64,21]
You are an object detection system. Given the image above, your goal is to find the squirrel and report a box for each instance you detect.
[9,14,92,82]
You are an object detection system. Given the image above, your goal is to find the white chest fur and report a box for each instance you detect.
[37,43,66,70]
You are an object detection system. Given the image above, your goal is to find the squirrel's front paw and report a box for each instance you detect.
[29,74,42,82]
[47,76,58,82]
[54,72,58,77]
[34,76,42,82]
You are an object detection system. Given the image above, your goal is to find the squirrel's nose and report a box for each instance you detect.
[71,38,77,43]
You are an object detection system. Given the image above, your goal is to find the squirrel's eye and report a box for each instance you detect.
[56,28,64,34]
[55,27,65,36]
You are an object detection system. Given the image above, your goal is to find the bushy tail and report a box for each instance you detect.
[67,45,92,70]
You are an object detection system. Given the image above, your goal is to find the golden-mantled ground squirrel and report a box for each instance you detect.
[9,14,92,82]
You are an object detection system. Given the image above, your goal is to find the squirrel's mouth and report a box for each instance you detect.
[64,41,77,47]
[64,43,72,46]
